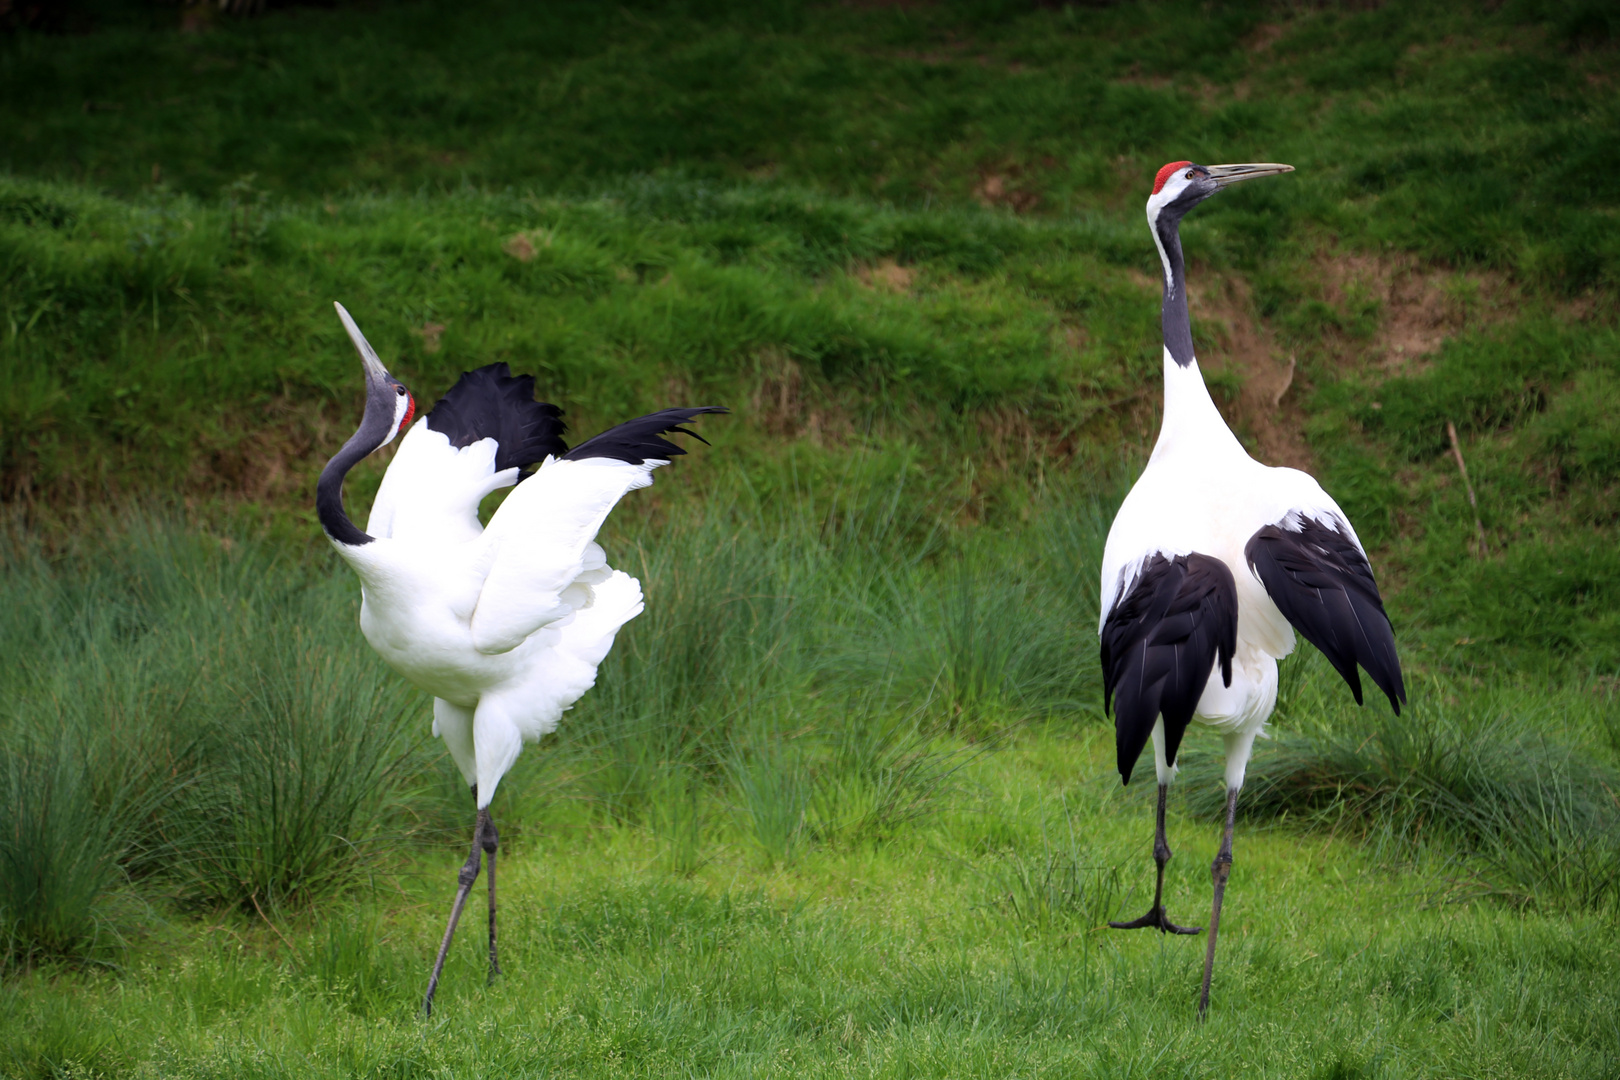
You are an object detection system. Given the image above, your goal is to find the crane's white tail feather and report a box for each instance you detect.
[509,569,644,744]
[432,698,478,789]
[465,570,643,806]
[557,569,645,670]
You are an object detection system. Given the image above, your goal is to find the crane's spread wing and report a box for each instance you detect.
[369,364,568,545]
[1100,553,1237,785]
[466,407,724,655]
[426,364,568,470]
[1245,514,1406,714]
[563,407,726,464]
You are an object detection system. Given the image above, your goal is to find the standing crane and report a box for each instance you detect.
[1099,163,1405,1017]
[317,303,724,1017]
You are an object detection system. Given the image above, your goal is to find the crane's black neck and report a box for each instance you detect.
[318,395,394,547]
[1155,209,1195,368]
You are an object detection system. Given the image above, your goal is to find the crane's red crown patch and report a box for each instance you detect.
[399,394,416,433]
[1152,161,1193,195]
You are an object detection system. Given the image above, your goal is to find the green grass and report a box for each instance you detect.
[2,485,1617,1076]
[2,0,1619,1075]
[3,0,1617,676]
[3,721,1618,1078]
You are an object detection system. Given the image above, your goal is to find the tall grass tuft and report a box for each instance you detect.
[0,515,434,955]
[977,798,1122,932]
[0,732,138,963]
[166,635,420,911]
[728,733,810,867]
[810,698,977,841]
[1180,665,1620,912]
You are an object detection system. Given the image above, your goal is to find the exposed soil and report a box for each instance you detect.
[414,322,446,354]
[503,230,558,262]
[192,397,371,507]
[1317,252,1513,375]
[1247,23,1287,52]
[748,348,853,446]
[1187,271,1314,471]
[853,258,916,292]
[1184,253,1528,474]
[973,172,1042,213]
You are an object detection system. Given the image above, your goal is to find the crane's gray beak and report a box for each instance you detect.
[1205,163,1295,189]
[334,302,392,388]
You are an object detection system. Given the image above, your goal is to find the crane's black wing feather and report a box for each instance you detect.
[1245,517,1406,715]
[425,363,568,473]
[1101,553,1238,785]
[564,407,728,465]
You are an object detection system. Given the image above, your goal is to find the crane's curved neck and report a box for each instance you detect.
[1146,203,1245,464]
[318,404,392,547]
[1152,209,1194,368]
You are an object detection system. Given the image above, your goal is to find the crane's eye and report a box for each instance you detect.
[395,385,407,396]
[1185,169,1197,180]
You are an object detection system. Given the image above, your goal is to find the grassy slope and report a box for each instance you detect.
[3,0,1618,668]
[2,2,1619,1077]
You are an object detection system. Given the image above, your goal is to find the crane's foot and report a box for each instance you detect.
[1109,906,1202,935]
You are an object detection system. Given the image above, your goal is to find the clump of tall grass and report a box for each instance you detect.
[163,634,420,910]
[807,697,981,842]
[727,730,811,867]
[0,515,432,958]
[974,798,1122,932]
[0,732,144,963]
[512,467,1106,864]
[1179,661,1620,912]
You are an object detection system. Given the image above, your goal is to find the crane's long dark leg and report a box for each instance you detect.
[1197,785,1241,1019]
[424,789,495,1018]
[483,810,501,981]
[1110,783,1201,935]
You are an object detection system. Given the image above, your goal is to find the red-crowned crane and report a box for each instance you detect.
[1099,163,1405,1017]
[316,303,724,1017]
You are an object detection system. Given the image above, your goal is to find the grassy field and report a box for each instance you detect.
[2,1,1618,1077]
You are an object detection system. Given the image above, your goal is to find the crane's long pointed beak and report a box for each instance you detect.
[1205,163,1294,189]
[333,302,392,387]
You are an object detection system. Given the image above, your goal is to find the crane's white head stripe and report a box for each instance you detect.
[388,390,416,445]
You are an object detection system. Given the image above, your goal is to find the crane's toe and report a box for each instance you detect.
[1109,906,1202,934]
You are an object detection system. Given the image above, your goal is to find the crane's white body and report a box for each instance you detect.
[1099,348,1365,789]
[1101,162,1399,1016]
[332,419,659,808]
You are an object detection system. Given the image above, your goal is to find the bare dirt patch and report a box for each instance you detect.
[1247,23,1286,52]
[973,172,1041,213]
[503,233,537,262]
[188,398,333,506]
[749,348,853,446]
[413,322,446,354]
[1113,66,1171,91]
[1189,272,1315,471]
[1317,253,1513,373]
[1183,254,1521,471]
[854,258,916,292]
[502,229,556,262]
